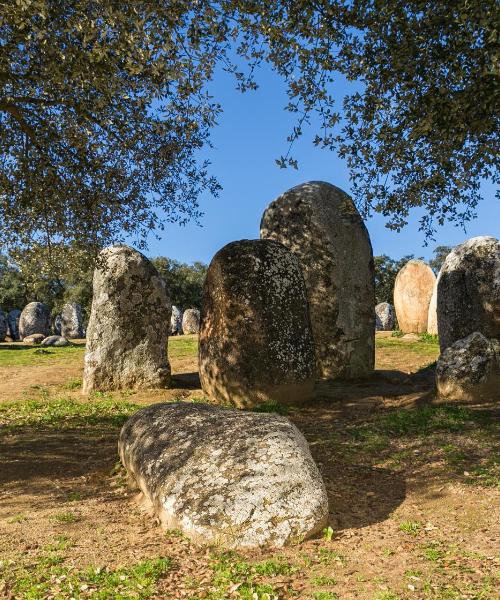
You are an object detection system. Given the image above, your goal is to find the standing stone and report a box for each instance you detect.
[427,277,439,336]
[170,306,183,335]
[199,239,316,408]
[393,260,436,334]
[53,314,62,336]
[435,332,499,401]
[61,302,83,339]
[7,309,21,341]
[375,302,395,331]
[260,181,374,379]
[0,310,7,342]
[19,302,50,339]
[119,402,329,548]
[83,245,171,394]
[182,308,200,335]
[437,236,500,353]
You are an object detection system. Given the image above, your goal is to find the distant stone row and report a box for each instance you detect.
[0,302,83,344]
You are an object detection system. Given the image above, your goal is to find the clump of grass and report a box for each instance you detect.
[419,332,439,343]
[209,551,296,597]
[312,575,337,586]
[252,400,289,415]
[63,378,82,390]
[317,548,345,565]
[313,592,339,600]
[399,521,421,536]
[52,511,79,524]
[391,330,404,338]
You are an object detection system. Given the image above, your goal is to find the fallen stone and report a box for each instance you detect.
[119,402,329,549]
[23,333,45,345]
[41,335,70,347]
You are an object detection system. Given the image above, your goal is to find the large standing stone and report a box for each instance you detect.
[427,277,439,336]
[170,306,183,335]
[199,239,316,408]
[19,302,50,339]
[7,309,21,341]
[0,310,7,341]
[436,332,499,402]
[119,402,329,549]
[61,302,83,339]
[393,260,436,333]
[375,302,395,331]
[437,236,500,353]
[260,181,374,379]
[82,245,171,394]
[182,308,200,334]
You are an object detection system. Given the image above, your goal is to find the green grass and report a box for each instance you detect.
[399,521,421,536]
[0,334,198,368]
[252,400,290,415]
[0,343,85,367]
[206,551,298,599]
[313,592,339,600]
[376,335,439,354]
[3,552,172,599]
[0,396,140,431]
[169,335,198,359]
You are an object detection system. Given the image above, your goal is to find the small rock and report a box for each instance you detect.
[23,333,46,345]
[41,335,70,347]
[436,331,500,401]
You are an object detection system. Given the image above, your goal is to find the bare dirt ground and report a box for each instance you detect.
[0,334,498,599]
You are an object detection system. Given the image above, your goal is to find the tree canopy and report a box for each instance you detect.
[1,0,498,255]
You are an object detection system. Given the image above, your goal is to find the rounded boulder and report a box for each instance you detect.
[260,181,374,379]
[19,302,50,339]
[393,260,436,333]
[119,402,329,549]
[199,239,316,408]
[436,332,499,402]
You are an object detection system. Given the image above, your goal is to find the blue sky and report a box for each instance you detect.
[143,64,499,265]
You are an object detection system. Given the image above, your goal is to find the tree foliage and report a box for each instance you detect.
[151,257,207,310]
[1,0,497,253]
[429,245,453,274]
[374,254,418,305]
